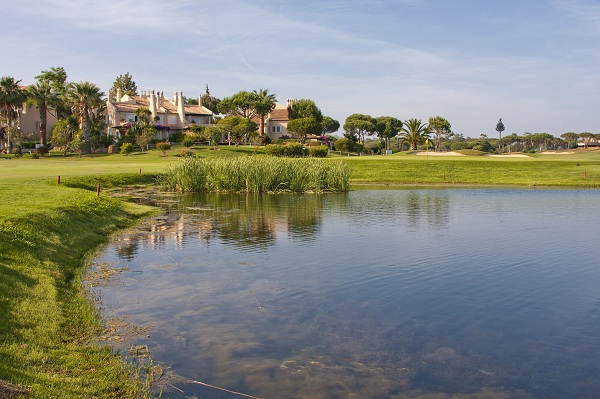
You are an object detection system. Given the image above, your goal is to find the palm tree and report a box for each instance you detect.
[0,76,28,128]
[27,80,59,146]
[400,118,430,150]
[65,81,104,154]
[252,89,276,136]
[134,107,152,124]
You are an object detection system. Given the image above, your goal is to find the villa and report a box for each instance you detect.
[105,89,214,140]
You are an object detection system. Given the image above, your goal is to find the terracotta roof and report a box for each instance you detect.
[269,107,289,121]
[184,104,212,115]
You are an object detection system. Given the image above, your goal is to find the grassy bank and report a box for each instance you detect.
[0,176,156,398]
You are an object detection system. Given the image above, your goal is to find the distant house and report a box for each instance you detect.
[0,85,58,151]
[105,89,214,140]
[260,101,292,140]
[255,99,324,143]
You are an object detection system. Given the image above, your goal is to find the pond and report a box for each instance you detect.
[90,189,600,399]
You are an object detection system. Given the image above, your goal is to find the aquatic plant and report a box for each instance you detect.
[159,156,351,193]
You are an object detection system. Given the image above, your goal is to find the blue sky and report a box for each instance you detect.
[2,0,599,137]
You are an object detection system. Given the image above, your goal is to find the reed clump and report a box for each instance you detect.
[159,156,351,193]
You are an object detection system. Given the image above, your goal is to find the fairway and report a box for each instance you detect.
[2,147,600,187]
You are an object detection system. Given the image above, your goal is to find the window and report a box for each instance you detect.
[168,115,178,125]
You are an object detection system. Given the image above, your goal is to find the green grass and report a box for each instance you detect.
[0,176,157,398]
[342,150,600,187]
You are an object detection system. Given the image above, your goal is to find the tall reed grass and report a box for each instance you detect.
[159,156,351,193]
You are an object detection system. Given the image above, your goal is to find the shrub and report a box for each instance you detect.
[120,142,134,155]
[180,148,194,157]
[34,146,49,157]
[307,145,329,158]
[264,143,305,157]
[156,142,171,156]
[334,138,355,152]
[181,137,194,148]
[12,147,23,157]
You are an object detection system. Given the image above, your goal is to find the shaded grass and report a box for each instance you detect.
[0,178,157,398]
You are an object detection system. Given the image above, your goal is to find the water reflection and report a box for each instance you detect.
[93,189,600,399]
[115,191,456,261]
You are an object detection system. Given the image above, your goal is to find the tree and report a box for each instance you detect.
[35,67,70,119]
[253,89,276,136]
[27,80,60,146]
[428,116,452,152]
[109,72,137,101]
[134,107,152,123]
[205,125,225,148]
[560,132,578,149]
[287,118,323,142]
[321,116,340,135]
[334,137,355,152]
[343,114,375,144]
[65,81,105,154]
[199,85,221,114]
[374,116,402,151]
[133,124,157,151]
[51,116,79,156]
[286,99,323,143]
[496,118,505,139]
[217,115,257,145]
[217,91,258,118]
[287,99,323,121]
[0,76,28,128]
[400,118,430,150]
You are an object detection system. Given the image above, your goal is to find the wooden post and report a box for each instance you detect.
[139,168,142,175]
[584,170,587,179]
[96,183,101,196]
[57,175,61,184]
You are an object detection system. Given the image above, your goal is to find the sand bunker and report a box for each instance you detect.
[415,151,465,156]
[484,154,531,158]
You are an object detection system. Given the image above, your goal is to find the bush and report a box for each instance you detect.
[181,137,194,148]
[307,146,329,158]
[34,146,49,157]
[450,141,471,151]
[120,142,134,155]
[180,148,194,157]
[12,147,23,157]
[264,143,305,157]
[156,142,171,156]
[334,138,355,153]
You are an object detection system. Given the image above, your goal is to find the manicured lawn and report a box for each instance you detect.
[340,150,600,187]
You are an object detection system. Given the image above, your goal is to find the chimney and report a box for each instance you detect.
[173,91,178,105]
[149,90,157,121]
[116,88,122,102]
[177,91,185,126]
[198,94,202,107]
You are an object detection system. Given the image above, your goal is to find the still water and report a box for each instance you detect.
[91,189,600,399]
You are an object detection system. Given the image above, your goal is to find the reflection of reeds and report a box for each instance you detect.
[159,156,351,193]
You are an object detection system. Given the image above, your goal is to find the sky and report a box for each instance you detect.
[1,0,600,138]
